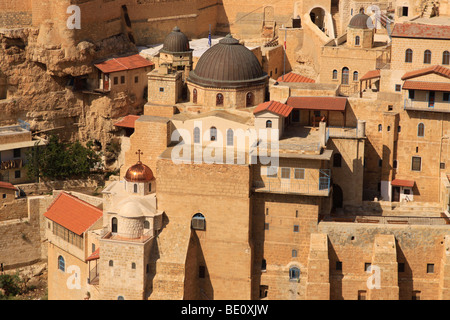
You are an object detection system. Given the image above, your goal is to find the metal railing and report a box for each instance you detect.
[253,173,330,195]
[321,215,450,225]
[0,159,23,170]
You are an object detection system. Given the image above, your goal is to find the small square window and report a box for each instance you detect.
[134,76,139,83]
[440,162,446,169]
[15,170,21,179]
[159,87,164,92]
[427,263,434,274]
[395,84,401,92]
[294,168,305,180]
[2,194,6,199]
[293,225,299,232]
[398,263,405,273]
[388,105,393,111]
[444,92,450,102]
[364,263,371,272]
[259,285,268,298]
[281,168,290,179]
[358,290,366,300]
[336,261,342,271]
[13,149,21,158]
[264,223,269,230]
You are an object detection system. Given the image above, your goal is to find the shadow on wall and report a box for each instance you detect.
[327,238,343,300]
[184,229,214,300]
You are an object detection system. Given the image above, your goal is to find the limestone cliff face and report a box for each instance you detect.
[0,26,143,168]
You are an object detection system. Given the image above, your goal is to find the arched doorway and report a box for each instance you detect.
[111,217,118,233]
[246,92,253,107]
[309,7,325,30]
[332,184,343,209]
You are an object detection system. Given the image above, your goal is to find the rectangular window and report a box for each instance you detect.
[259,285,268,299]
[13,149,21,158]
[293,225,299,232]
[441,162,446,169]
[114,77,118,85]
[412,291,421,300]
[409,90,415,100]
[364,263,371,271]
[120,76,125,84]
[14,170,20,179]
[358,290,366,300]
[444,92,450,102]
[336,261,342,271]
[134,76,139,83]
[294,168,305,180]
[395,84,401,92]
[281,168,290,179]
[411,156,421,171]
[159,87,164,92]
[427,263,434,274]
[2,194,6,199]
[264,223,269,230]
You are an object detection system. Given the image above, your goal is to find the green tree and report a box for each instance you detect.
[25,135,102,180]
[0,273,22,297]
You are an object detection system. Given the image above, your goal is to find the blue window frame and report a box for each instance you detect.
[289,267,300,281]
[58,255,65,272]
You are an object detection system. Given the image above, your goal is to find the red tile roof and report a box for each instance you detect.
[254,101,293,117]
[114,115,140,129]
[360,69,381,81]
[86,248,100,261]
[402,80,450,92]
[286,96,347,111]
[391,23,450,40]
[44,192,103,235]
[391,179,414,188]
[94,54,154,73]
[401,65,450,81]
[277,72,315,83]
[0,181,17,191]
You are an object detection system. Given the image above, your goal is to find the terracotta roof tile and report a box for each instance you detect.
[402,80,450,92]
[44,192,103,235]
[401,65,450,80]
[94,54,154,74]
[253,101,293,117]
[0,181,17,191]
[114,115,140,129]
[391,179,414,188]
[86,248,100,261]
[286,96,347,111]
[360,69,381,81]
[391,23,450,40]
[277,72,315,83]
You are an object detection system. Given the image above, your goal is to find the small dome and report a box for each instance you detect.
[160,26,191,54]
[118,201,145,218]
[348,11,371,29]
[187,34,268,89]
[125,161,154,183]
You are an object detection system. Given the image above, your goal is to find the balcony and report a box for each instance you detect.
[404,98,450,113]
[253,170,331,196]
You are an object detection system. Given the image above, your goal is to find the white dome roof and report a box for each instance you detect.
[117,200,146,218]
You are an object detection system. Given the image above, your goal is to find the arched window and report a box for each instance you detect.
[117,296,124,300]
[424,50,431,64]
[353,71,359,82]
[226,129,234,146]
[405,49,413,63]
[292,250,297,258]
[289,266,300,281]
[58,256,65,272]
[246,92,254,107]
[216,93,224,106]
[418,123,425,137]
[341,67,349,85]
[192,88,198,103]
[144,220,150,229]
[332,69,338,80]
[333,153,342,167]
[355,35,360,46]
[111,217,118,233]
[133,184,138,193]
[192,213,206,230]
[194,127,200,144]
[210,127,217,141]
[443,51,450,65]
[266,120,272,128]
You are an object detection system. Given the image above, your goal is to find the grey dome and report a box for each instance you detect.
[348,12,371,29]
[160,26,191,53]
[187,34,268,89]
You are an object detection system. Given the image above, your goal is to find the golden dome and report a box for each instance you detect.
[124,161,154,183]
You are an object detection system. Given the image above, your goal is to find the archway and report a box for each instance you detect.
[309,7,325,30]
